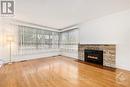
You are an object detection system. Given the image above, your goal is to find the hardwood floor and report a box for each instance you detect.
[0,56,130,87]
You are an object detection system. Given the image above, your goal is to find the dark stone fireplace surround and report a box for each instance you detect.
[78,44,116,68]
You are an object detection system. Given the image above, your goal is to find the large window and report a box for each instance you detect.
[60,29,79,53]
[18,25,59,50]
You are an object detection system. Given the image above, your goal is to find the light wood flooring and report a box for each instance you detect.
[0,56,130,87]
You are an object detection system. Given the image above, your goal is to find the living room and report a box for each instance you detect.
[0,0,130,87]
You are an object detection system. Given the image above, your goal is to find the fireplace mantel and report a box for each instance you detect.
[78,44,116,68]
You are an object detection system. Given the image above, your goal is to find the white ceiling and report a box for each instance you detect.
[14,0,130,29]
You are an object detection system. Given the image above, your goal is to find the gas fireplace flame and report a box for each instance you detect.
[88,56,98,59]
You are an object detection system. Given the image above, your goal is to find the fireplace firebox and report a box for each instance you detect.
[84,50,103,65]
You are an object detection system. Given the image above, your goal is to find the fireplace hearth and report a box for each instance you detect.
[84,50,103,65]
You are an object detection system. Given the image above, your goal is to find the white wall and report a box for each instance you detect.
[79,9,130,71]
[13,49,60,62]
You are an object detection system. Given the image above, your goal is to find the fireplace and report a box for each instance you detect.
[84,50,103,65]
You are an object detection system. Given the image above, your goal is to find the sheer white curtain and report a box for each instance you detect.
[0,20,79,62]
[0,21,60,62]
[18,25,60,56]
[60,29,79,58]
